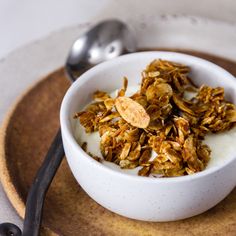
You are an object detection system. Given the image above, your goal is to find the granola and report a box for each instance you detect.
[74,59,236,177]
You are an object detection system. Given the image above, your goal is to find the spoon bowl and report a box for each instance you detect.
[66,19,136,81]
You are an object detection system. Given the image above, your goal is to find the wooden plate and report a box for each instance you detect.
[0,49,236,236]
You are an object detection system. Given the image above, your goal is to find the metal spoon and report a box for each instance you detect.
[66,19,136,81]
[0,19,136,236]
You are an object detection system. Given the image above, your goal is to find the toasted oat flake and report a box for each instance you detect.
[115,96,150,128]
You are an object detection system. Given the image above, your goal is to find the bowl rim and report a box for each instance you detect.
[60,51,236,183]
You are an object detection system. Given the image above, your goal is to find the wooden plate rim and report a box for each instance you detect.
[0,68,64,220]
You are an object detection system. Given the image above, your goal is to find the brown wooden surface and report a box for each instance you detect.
[0,49,236,236]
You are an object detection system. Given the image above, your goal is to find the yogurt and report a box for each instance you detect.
[74,87,236,175]
[204,127,236,169]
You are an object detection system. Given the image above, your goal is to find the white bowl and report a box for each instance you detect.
[60,51,236,222]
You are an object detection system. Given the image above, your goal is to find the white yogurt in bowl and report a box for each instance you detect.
[204,127,236,168]
[74,85,236,175]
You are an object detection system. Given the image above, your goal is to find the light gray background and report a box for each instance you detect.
[0,0,236,230]
[1,0,236,59]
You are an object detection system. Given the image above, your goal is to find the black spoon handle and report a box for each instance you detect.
[0,129,64,236]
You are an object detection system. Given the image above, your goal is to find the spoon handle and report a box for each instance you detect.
[0,129,64,236]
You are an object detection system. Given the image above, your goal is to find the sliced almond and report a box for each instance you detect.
[115,96,150,128]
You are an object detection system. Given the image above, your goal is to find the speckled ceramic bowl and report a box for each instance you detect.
[60,51,236,221]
